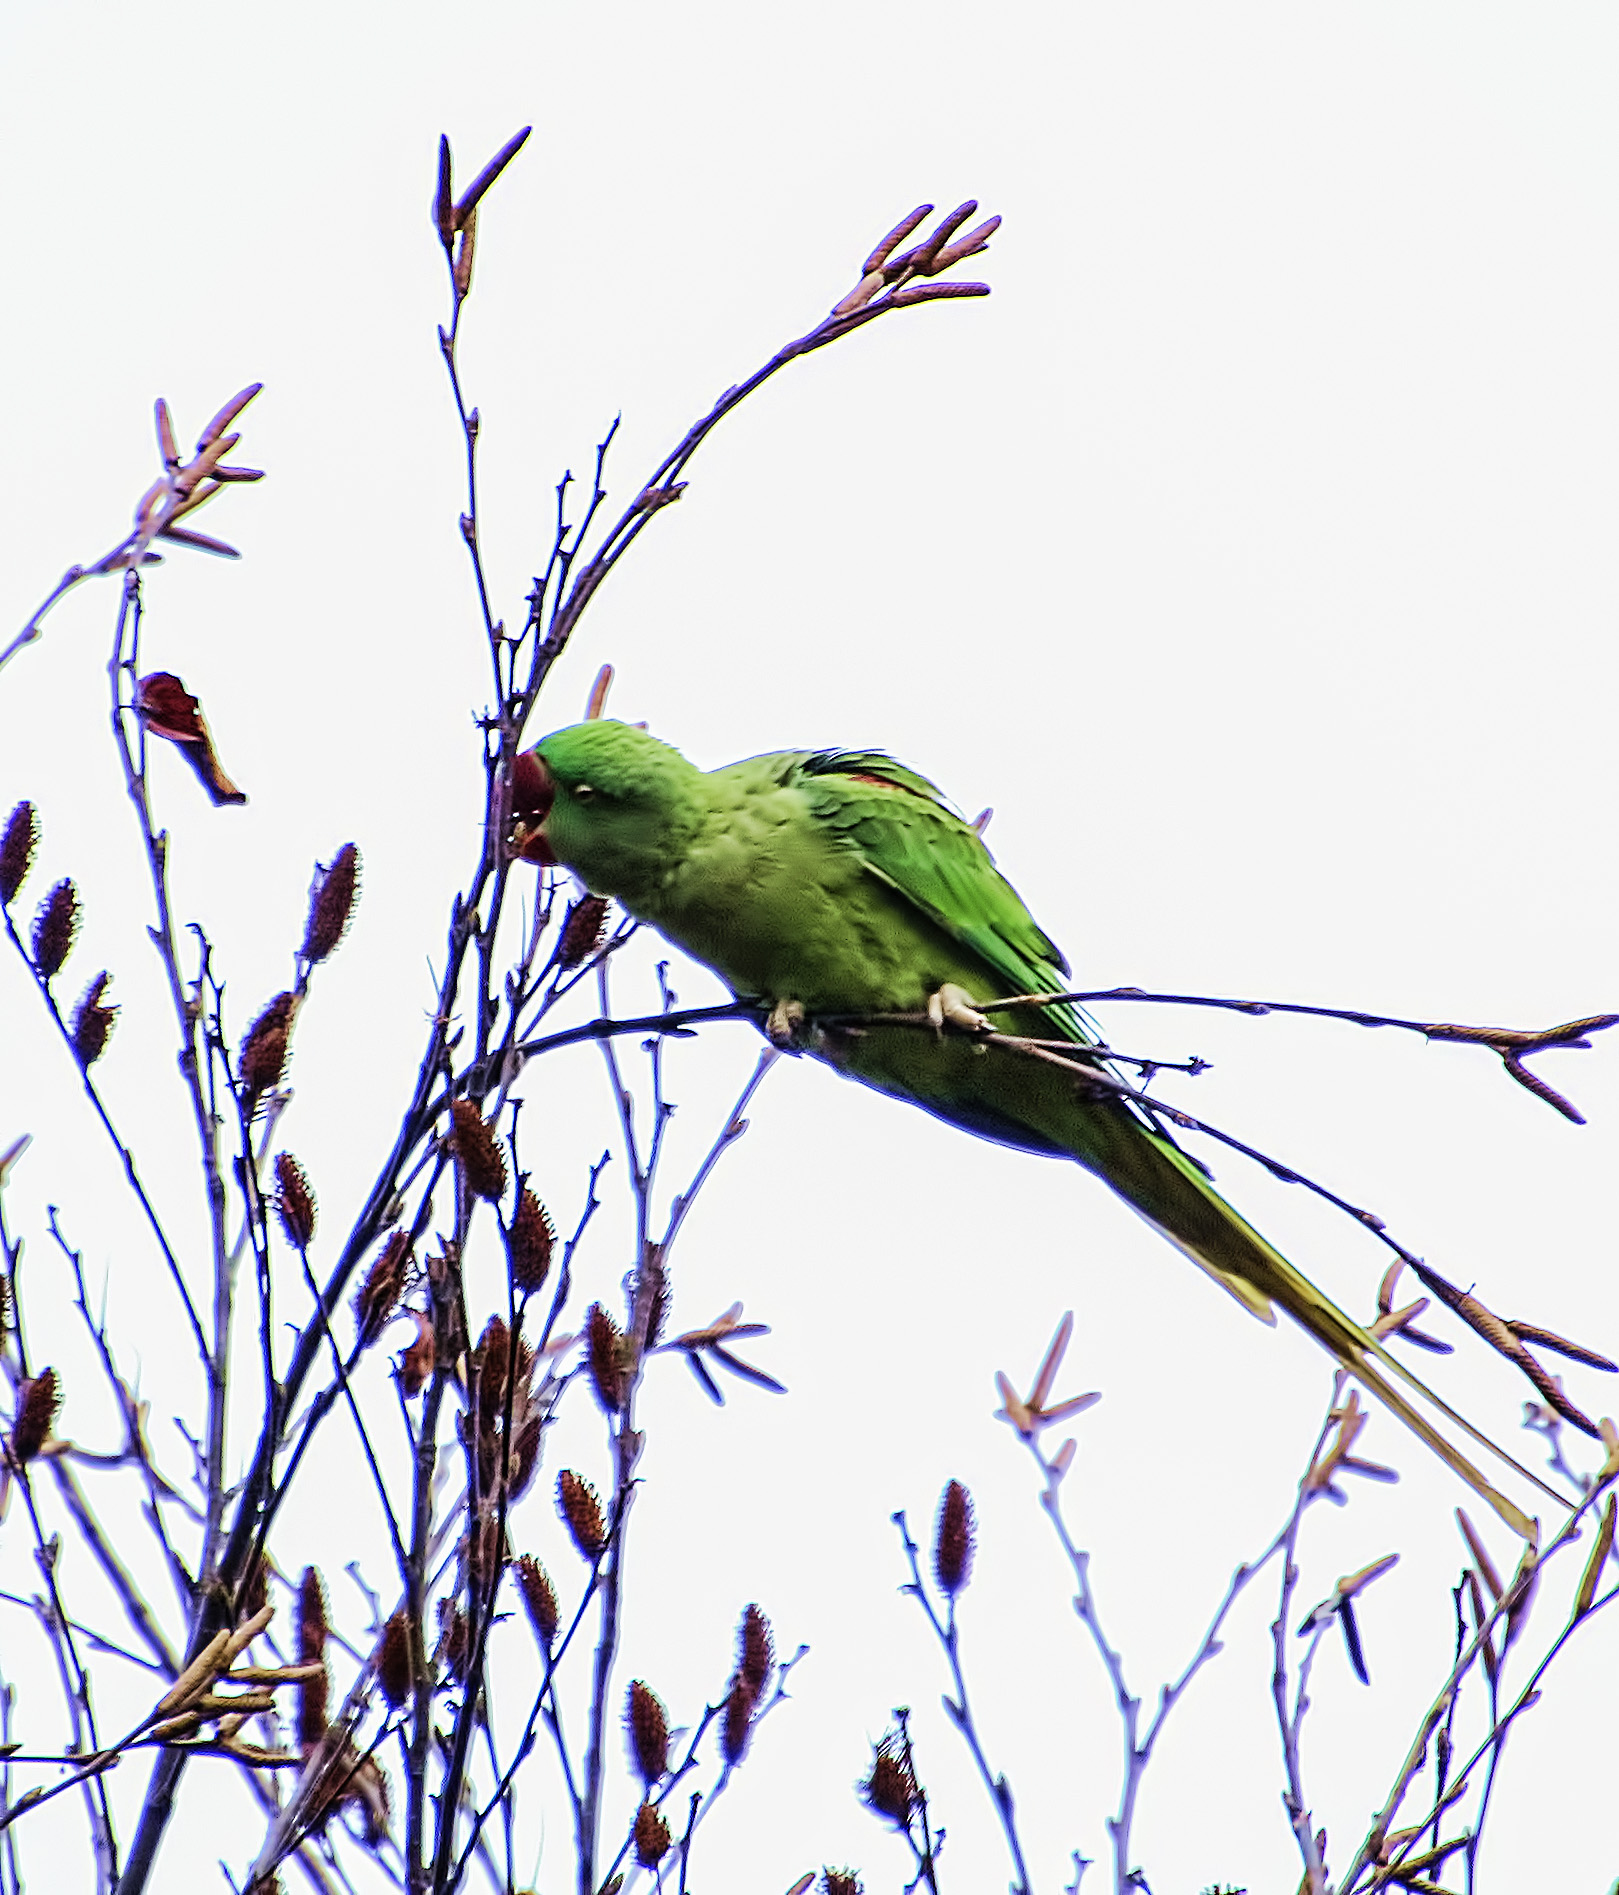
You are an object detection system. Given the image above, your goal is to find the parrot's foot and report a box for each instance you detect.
[927,983,991,1036]
[765,998,808,1050]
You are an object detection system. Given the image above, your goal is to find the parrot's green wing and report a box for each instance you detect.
[797,749,1086,1040]
[790,748,1551,1540]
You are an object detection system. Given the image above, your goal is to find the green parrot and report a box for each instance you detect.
[513,719,1544,1538]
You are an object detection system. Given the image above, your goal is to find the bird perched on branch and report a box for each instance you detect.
[512,718,1545,1537]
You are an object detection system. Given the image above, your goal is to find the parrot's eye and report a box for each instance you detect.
[574,783,597,803]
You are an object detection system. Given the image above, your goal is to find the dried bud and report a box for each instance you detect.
[558,894,610,969]
[450,1099,508,1203]
[376,1611,414,1709]
[274,1153,317,1248]
[31,878,79,979]
[397,1309,436,1396]
[355,1232,411,1347]
[822,1874,863,1895]
[586,1302,627,1415]
[473,1314,532,1425]
[513,1554,559,1648]
[240,993,295,1105]
[507,1187,555,1295]
[10,1367,59,1465]
[134,672,247,805]
[721,1676,755,1766]
[436,1599,472,1684]
[301,843,360,964]
[860,1740,915,1826]
[0,801,38,906]
[625,1679,669,1783]
[71,972,118,1066]
[557,1469,607,1560]
[738,1603,774,1695]
[297,1566,330,1748]
[933,1480,975,1598]
[633,1802,671,1868]
[297,1566,328,1665]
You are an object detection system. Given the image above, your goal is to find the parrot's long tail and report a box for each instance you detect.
[1066,1100,1552,1540]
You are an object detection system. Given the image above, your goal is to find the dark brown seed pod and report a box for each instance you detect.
[625,1679,669,1783]
[297,1566,330,1748]
[933,1480,975,1598]
[586,1302,626,1415]
[506,1187,555,1295]
[720,1675,755,1766]
[861,1740,914,1826]
[301,843,360,964]
[31,878,79,979]
[71,972,117,1066]
[513,1554,559,1648]
[822,1873,864,1895]
[10,1367,59,1465]
[633,1801,671,1869]
[557,1469,607,1560]
[240,992,295,1105]
[0,801,38,907]
[376,1610,414,1710]
[738,1603,774,1695]
[297,1565,329,1665]
[558,894,610,969]
[355,1232,411,1347]
[450,1099,508,1203]
[274,1153,317,1249]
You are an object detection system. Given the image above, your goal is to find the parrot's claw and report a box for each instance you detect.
[927,983,991,1036]
[766,998,808,1050]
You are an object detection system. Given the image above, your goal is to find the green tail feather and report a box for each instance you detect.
[1069,1103,1550,1541]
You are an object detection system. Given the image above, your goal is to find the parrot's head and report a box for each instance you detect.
[512,720,703,902]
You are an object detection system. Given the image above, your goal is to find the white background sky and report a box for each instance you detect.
[2,5,1617,1892]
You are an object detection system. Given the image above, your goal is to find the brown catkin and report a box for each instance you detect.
[297,1566,328,1665]
[240,993,295,1103]
[506,1187,555,1295]
[301,843,360,964]
[31,878,78,979]
[633,1802,671,1868]
[71,972,117,1066]
[586,1302,625,1415]
[297,1567,330,1747]
[823,1873,864,1895]
[450,1100,508,1203]
[274,1153,317,1248]
[738,1604,774,1694]
[625,1680,669,1783]
[933,1480,975,1598]
[557,1470,607,1560]
[557,894,610,969]
[861,1742,914,1826]
[376,1611,414,1710]
[513,1555,559,1648]
[720,1676,755,1766]
[10,1367,59,1464]
[354,1232,411,1347]
[0,801,38,907]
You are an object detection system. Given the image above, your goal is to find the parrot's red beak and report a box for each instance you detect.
[510,750,556,865]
